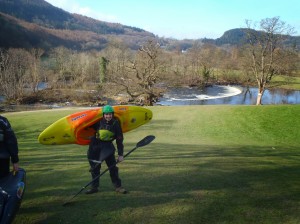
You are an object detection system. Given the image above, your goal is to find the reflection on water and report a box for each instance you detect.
[157,85,300,105]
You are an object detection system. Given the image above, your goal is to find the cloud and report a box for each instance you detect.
[46,0,68,9]
[46,0,119,23]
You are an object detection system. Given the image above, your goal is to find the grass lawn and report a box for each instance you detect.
[270,75,300,90]
[4,105,300,224]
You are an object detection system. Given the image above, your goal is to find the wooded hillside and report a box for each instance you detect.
[0,0,155,51]
[1,0,298,52]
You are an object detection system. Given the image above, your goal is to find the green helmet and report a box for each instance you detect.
[102,105,114,115]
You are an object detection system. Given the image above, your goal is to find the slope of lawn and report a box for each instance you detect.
[4,104,300,224]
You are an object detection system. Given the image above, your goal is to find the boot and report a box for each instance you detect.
[85,187,98,194]
[115,187,127,194]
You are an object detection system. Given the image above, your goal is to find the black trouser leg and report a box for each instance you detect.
[87,145,101,188]
[105,154,122,188]
[0,158,10,178]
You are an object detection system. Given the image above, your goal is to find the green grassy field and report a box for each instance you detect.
[4,105,300,224]
[270,76,300,90]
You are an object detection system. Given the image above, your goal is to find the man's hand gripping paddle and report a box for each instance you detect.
[62,135,155,206]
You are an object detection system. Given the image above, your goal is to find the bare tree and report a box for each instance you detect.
[168,51,189,86]
[127,40,165,105]
[29,48,44,93]
[105,39,164,106]
[0,48,31,103]
[185,42,215,87]
[49,47,73,88]
[102,39,133,99]
[244,17,296,105]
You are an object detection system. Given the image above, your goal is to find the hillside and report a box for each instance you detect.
[203,28,300,49]
[0,0,155,50]
[0,0,152,35]
[0,0,299,52]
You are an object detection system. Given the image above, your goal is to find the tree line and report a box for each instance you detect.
[0,17,299,106]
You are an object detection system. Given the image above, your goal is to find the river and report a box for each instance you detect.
[156,85,300,105]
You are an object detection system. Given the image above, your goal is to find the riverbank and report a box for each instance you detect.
[1,75,300,112]
[157,85,300,106]
[2,85,300,113]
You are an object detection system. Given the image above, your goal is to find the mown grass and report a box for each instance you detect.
[270,75,300,90]
[4,105,300,224]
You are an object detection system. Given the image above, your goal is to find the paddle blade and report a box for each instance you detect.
[136,135,155,148]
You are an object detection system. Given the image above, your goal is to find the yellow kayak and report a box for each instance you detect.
[38,105,153,145]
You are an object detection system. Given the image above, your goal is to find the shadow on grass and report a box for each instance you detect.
[15,142,300,224]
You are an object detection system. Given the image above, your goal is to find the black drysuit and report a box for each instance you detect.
[0,116,19,178]
[87,117,124,189]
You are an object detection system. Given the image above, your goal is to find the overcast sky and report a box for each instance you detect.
[45,0,300,39]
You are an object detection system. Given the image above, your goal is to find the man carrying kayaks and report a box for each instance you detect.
[86,105,127,194]
[0,115,19,178]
